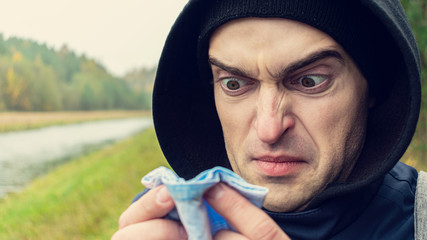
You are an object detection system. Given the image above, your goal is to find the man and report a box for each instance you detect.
[113,0,423,239]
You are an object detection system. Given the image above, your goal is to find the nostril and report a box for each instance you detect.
[255,115,284,144]
[255,114,295,145]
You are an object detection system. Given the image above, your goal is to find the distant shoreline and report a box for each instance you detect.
[0,110,151,133]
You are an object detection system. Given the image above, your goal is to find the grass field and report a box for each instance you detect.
[0,110,151,133]
[0,113,424,240]
[0,128,168,240]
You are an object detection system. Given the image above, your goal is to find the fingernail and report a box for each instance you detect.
[179,225,188,239]
[156,186,172,204]
[205,183,225,200]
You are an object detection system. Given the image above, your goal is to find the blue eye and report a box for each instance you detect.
[298,75,326,88]
[221,78,248,90]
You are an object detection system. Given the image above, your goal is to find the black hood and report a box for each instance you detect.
[152,0,421,208]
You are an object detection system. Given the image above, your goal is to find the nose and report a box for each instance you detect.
[254,87,294,144]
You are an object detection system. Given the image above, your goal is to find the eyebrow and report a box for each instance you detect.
[209,49,345,79]
[208,57,255,78]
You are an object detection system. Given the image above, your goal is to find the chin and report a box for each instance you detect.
[262,194,311,213]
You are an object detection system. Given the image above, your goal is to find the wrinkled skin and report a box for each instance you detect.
[209,18,370,212]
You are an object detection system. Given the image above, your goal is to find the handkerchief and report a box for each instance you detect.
[141,166,268,240]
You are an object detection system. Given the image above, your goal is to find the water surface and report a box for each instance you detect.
[0,117,152,198]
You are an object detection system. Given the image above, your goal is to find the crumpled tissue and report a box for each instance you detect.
[141,166,268,240]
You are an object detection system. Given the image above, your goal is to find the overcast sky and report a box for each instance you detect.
[0,0,189,76]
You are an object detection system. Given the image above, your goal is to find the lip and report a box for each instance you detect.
[252,155,306,177]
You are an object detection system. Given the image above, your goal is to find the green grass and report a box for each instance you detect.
[0,128,168,240]
[0,126,424,240]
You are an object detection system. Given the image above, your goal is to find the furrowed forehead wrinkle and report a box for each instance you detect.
[275,49,345,79]
[209,49,344,80]
[209,57,257,78]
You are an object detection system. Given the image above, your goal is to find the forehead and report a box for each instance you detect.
[209,17,335,46]
[208,18,350,72]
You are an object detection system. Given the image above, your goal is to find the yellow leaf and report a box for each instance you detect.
[12,51,23,63]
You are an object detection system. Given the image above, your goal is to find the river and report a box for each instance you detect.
[0,117,153,198]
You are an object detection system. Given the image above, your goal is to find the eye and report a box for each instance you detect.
[221,78,249,91]
[297,75,326,88]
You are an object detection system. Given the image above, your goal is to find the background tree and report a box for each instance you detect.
[0,36,155,111]
[401,0,427,167]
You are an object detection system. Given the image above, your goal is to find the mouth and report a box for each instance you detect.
[252,156,306,177]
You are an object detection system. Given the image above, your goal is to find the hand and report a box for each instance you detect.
[111,185,188,240]
[205,183,290,240]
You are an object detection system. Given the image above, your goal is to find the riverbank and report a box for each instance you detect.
[0,128,424,240]
[0,110,151,133]
[0,128,168,239]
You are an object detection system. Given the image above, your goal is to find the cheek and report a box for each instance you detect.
[295,84,369,163]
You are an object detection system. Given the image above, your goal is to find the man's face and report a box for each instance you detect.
[209,18,371,212]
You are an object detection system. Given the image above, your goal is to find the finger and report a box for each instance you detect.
[205,183,290,240]
[214,229,248,240]
[118,185,175,229]
[112,219,187,240]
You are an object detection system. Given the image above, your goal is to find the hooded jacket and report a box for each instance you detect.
[151,0,421,239]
